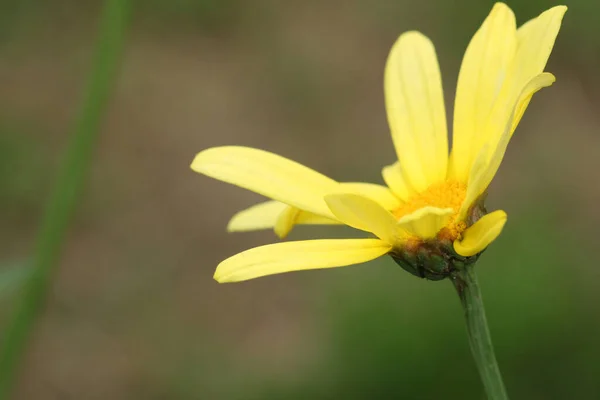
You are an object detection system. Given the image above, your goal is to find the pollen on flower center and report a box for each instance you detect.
[392,180,468,240]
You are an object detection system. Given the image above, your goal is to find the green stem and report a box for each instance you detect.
[0,1,130,398]
[451,265,509,400]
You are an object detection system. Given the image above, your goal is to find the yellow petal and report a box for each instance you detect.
[397,206,454,239]
[325,193,403,245]
[512,6,567,94]
[385,31,448,191]
[510,73,556,133]
[228,181,396,236]
[337,182,401,210]
[227,201,287,232]
[191,146,338,218]
[382,162,416,202]
[295,212,341,225]
[450,2,517,182]
[231,202,340,236]
[508,5,567,133]
[274,202,345,239]
[459,73,555,219]
[214,239,391,283]
[471,5,567,162]
[292,183,399,236]
[274,206,300,239]
[273,206,343,238]
[454,210,507,256]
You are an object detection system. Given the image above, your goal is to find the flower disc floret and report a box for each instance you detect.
[392,180,467,241]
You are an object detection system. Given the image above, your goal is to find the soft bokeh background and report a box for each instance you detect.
[1,0,599,398]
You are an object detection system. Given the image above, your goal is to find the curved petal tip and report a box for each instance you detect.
[454,210,507,257]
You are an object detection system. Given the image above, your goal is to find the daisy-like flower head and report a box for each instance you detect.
[191,3,566,283]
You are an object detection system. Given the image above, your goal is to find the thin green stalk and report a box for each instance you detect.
[451,265,509,400]
[0,1,130,397]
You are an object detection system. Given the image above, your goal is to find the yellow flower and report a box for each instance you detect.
[191,3,566,283]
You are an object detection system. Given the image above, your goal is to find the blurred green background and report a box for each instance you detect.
[0,0,599,398]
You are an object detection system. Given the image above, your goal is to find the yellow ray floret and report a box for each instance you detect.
[385,31,448,192]
[325,193,405,245]
[191,146,339,219]
[454,211,507,257]
[450,4,566,182]
[226,182,400,237]
[214,239,391,283]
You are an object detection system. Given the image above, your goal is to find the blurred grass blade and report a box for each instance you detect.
[0,262,31,297]
[0,0,130,397]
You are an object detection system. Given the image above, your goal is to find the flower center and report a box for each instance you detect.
[392,180,468,240]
